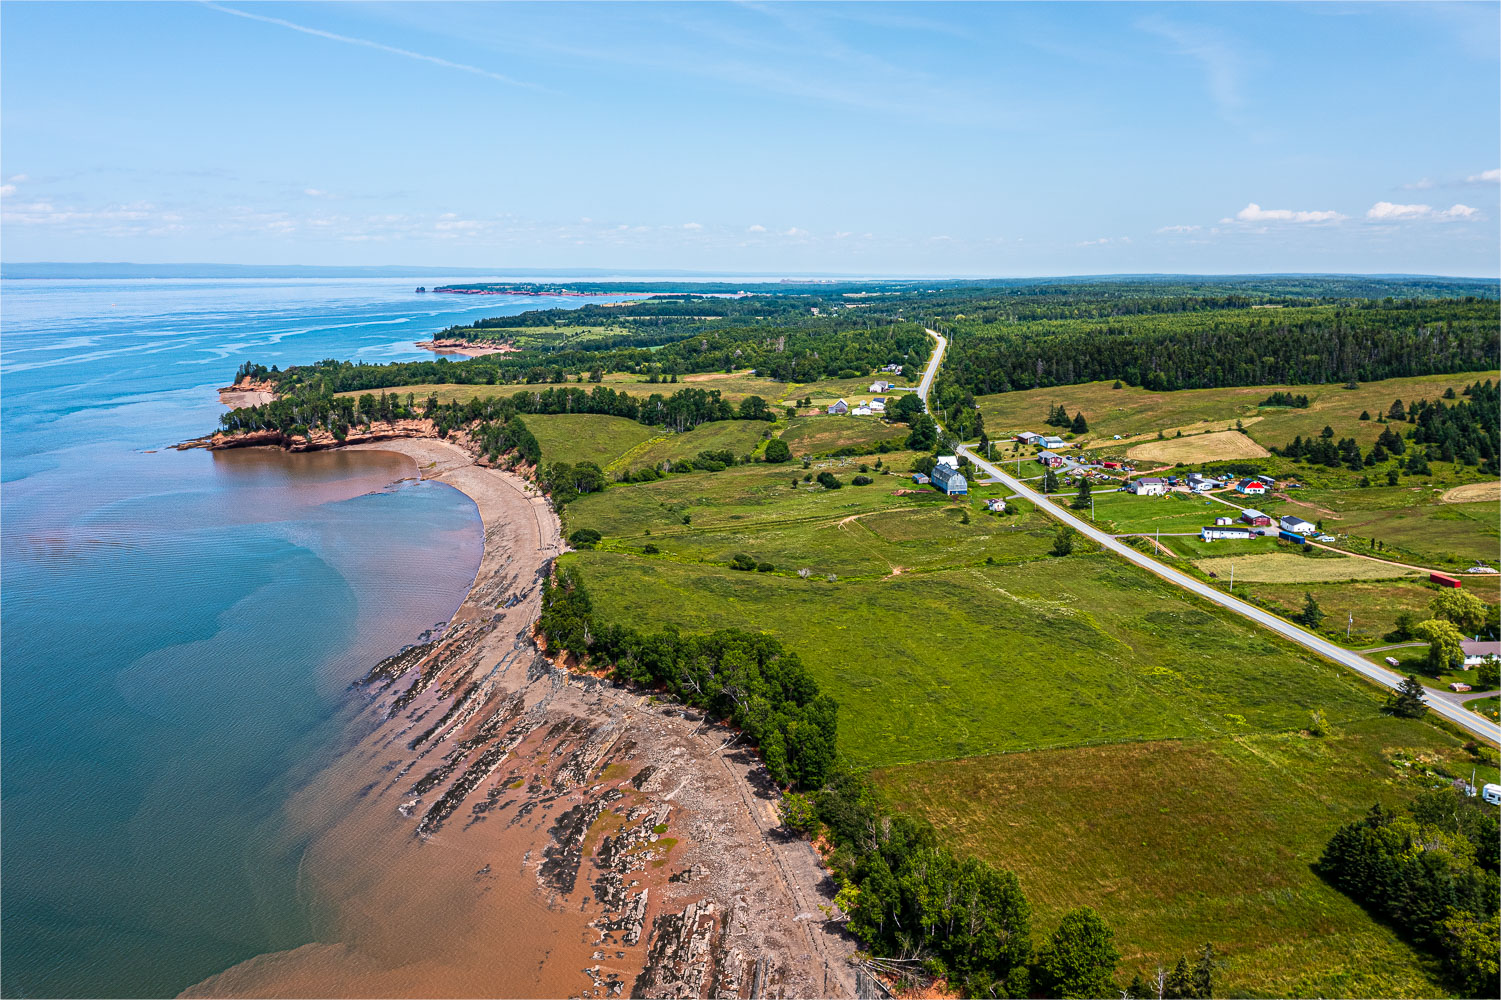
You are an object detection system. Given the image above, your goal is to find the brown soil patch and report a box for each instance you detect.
[1127,431,1270,465]
[1441,481,1501,504]
[683,370,751,382]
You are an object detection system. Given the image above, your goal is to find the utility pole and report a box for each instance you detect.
[1347,613,1353,640]
[1229,563,1234,593]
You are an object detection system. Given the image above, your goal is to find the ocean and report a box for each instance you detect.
[0,278,606,997]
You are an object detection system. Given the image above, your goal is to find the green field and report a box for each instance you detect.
[876,720,1491,998]
[1247,578,1501,647]
[976,371,1499,452]
[614,419,773,472]
[1091,489,1234,535]
[524,413,657,467]
[1277,484,1501,567]
[779,414,911,457]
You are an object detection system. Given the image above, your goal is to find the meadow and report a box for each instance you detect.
[1246,578,1500,648]
[523,413,657,468]
[876,718,1493,999]
[779,414,910,456]
[615,418,773,471]
[975,371,1499,452]
[1193,552,1422,584]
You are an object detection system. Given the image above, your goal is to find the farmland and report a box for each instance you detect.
[779,414,910,457]
[1193,552,1423,584]
[876,719,1494,999]
[1126,430,1271,464]
[975,371,1500,452]
[1241,578,1500,647]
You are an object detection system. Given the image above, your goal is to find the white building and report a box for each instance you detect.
[1279,515,1317,535]
[1126,477,1168,496]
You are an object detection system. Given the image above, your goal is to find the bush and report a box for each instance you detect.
[852,475,873,485]
[764,438,791,463]
[816,471,843,490]
[756,562,775,573]
[729,553,757,571]
[642,543,659,554]
[569,528,602,549]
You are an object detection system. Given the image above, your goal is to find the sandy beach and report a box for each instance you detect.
[184,437,855,999]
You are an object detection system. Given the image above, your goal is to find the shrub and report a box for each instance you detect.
[764,438,791,463]
[852,475,873,485]
[569,528,602,549]
[729,553,757,571]
[642,543,659,555]
[816,471,843,490]
[756,562,774,573]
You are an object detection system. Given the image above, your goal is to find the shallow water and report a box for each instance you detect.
[0,279,604,997]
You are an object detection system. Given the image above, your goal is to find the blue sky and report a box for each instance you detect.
[2,1,1497,275]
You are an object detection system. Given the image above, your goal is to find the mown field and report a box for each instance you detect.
[524,413,657,468]
[876,719,1494,999]
[975,371,1499,452]
[1194,552,1422,584]
[779,414,910,457]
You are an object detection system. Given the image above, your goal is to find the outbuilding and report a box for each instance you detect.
[1016,431,1042,445]
[1201,525,1256,541]
[930,463,968,495]
[1240,509,1273,527]
[827,399,848,415]
[1279,515,1317,535]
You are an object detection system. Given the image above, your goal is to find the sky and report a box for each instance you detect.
[2,1,1498,276]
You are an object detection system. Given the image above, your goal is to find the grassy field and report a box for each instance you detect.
[876,719,1493,999]
[1127,430,1271,464]
[614,419,774,472]
[1277,485,1500,567]
[1091,489,1236,535]
[1194,552,1422,584]
[1247,578,1501,648]
[975,371,1499,452]
[779,414,911,456]
[524,413,657,467]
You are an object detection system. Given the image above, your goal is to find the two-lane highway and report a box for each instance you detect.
[912,329,1499,744]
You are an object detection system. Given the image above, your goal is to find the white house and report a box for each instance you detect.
[827,398,848,415]
[851,405,872,416]
[1201,525,1256,541]
[1279,515,1317,535]
[869,380,892,392]
[1236,478,1269,496]
[1016,431,1042,445]
[985,498,1006,512]
[869,398,886,413]
[1126,477,1168,496]
[1461,640,1500,667]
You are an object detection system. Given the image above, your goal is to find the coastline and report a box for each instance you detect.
[415,338,518,357]
[184,436,855,998]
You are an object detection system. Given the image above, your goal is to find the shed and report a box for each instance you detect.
[1240,509,1272,526]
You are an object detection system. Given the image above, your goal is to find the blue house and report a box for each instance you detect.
[930,461,968,495]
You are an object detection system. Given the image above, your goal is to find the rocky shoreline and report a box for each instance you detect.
[416,337,518,357]
[183,435,856,999]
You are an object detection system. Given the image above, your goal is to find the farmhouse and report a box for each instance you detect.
[1461,640,1500,667]
[1201,525,1256,541]
[869,380,892,392]
[985,498,1006,512]
[1279,515,1316,535]
[827,399,848,415]
[1125,477,1168,496]
[930,462,968,495]
[1016,431,1042,445]
[869,398,886,413]
[1036,450,1065,468]
[1240,509,1272,527]
[1236,478,1269,496]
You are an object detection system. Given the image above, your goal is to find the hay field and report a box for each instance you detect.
[1127,430,1270,464]
[1441,480,1501,504]
[1194,552,1421,583]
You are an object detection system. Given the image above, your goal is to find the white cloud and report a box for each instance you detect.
[1077,238,1111,247]
[1466,168,1500,183]
[1233,202,1344,223]
[783,227,808,237]
[1402,178,1435,190]
[682,222,702,230]
[1367,201,1431,220]
[7,174,28,183]
[1156,224,1200,234]
[747,224,766,233]
[1366,201,1479,222]
[303,188,329,197]
[0,184,14,198]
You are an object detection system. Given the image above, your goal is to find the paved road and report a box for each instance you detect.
[913,330,1501,745]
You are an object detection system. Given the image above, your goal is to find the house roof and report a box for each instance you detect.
[1138,477,1166,485]
[1037,450,1059,459]
[1241,508,1268,519]
[1279,515,1314,527]
[1238,478,1266,488]
[1204,524,1254,533]
[1462,640,1501,657]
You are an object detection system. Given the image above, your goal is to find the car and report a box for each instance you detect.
[1316,534,1336,542]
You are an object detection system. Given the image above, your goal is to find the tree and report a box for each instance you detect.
[778,791,819,835]
[1386,468,1400,486]
[763,438,791,463]
[1413,618,1466,674]
[1384,674,1428,719]
[1430,590,1488,635]
[1043,467,1060,493]
[1112,380,1124,390]
[1164,957,1193,998]
[1038,907,1120,999]
[1191,944,1217,999]
[1071,411,1089,434]
[1051,525,1076,558]
[1071,477,1093,510]
[1359,410,1371,420]
[1296,592,1325,629]
[1388,610,1420,641]
[1477,657,1499,690]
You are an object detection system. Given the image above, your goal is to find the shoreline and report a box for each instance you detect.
[184,435,854,998]
[415,338,518,357]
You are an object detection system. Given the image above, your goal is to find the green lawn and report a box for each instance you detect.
[524,413,657,468]
[1468,696,1500,723]
[1091,489,1234,535]
[876,719,1492,999]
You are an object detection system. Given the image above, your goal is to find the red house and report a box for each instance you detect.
[1236,478,1269,495]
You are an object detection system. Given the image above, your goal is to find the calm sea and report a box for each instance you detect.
[0,278,604,997]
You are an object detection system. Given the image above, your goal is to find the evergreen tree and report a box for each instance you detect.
[1071,411,1089,434]
[1384,675,1428,719]
[1297,592,1325,629]
[1164,957,1193,998]
[1051,525,1076,557]
[1072,478,1093,510]
[1038,907,1120,999]
[1043,467,1060,493]
[1191,944,1217,999]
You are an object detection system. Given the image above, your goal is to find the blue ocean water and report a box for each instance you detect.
[0,279,601,997]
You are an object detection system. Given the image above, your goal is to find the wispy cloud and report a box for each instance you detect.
[200,2,536,88]
[1367,201,1478,221]
[1401,177,1435,190]
[1156,224,1201,234]
[1466,168,1500,183]
[747,224,766,233]
[1138,17,1246,118]
[1227,202,1344,224]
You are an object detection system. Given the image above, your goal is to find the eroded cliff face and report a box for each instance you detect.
[183,441,851,1000]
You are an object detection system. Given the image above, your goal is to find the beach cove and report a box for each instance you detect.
[181,436,855,998]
